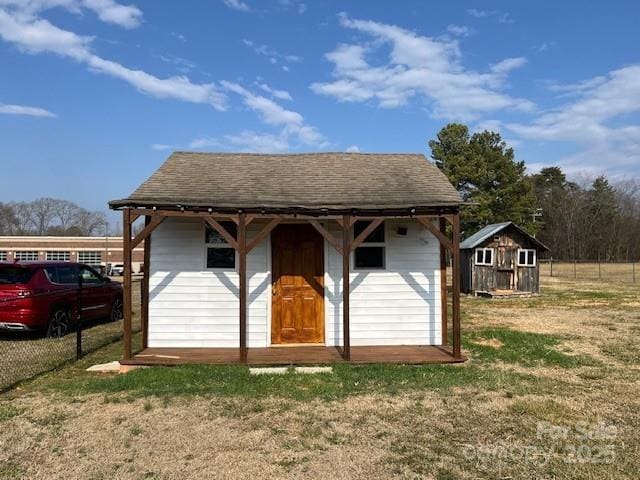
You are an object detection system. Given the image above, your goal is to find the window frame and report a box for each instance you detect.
[204,222,237,271]
[474,247,494,266]
[14,251,39,261]
[0,251,7,261]
[352,220,387,271]
[77,251,102,266]
[46,251,71,262]
[517,248,537,267]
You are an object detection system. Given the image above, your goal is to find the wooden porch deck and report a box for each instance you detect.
[120,345,466,366]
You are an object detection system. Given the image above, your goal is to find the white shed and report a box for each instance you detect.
[110,152,465,365]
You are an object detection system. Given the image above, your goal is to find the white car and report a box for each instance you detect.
[109,264,124,276]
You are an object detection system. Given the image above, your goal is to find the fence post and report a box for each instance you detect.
[633,261,636,284]
[76,272,83,360]
[598,253,602,280]
[550,257,553,277]
[574,259,577,279]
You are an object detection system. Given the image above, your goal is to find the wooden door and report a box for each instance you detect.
[271,224,324,344]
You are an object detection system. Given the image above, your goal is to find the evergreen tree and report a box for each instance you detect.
[429,123,537,235]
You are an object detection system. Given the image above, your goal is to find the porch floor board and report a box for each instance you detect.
[121,345,466,366]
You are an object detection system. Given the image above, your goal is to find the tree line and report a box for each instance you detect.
[429,124,640,262]
[0,198,108,236]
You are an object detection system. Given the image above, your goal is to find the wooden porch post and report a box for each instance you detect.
[439,216,448,346]
[141,216,151,349]
[451,212,462,358]
[122,208,133,360]
[342,214,351,361]
[238,212,248,363]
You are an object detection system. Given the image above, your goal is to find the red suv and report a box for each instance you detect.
[0,262,123,337]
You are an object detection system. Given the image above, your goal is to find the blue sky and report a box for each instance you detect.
[1,0,639,220]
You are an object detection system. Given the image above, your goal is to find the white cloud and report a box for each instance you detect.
[345,145,360,152]
[223,0,250,12]
[81,0,142,29]
[150,143,175,151]
[256,82,292,101]
[505,65,640,173]
[242,38,302,66]
[0,102,57,117]
[466,8,513,24]
[310,14,533,120]
[0,6,227,110]
[0,0,142,28]
[446,24,470,37]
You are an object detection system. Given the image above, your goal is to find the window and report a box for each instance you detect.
[80,266,104,284]
[14,251,38,261]
[353,221,386,269]
[46,251,70,262]
[77,251,102,266]
[45,265,79,285]
[475,248,494,266]
[0,266,36,284]
[0,252,6,261]
[205,221,237,269]
[517,249,536,267]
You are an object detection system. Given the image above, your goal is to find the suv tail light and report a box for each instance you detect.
[16,289,35,298]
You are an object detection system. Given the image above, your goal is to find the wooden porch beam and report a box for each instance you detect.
[439,217,448,346]
[130,215,165,250]
[335,216,357,228]
[350,218,383,252]
[122,208,133,360]
[309,220,343,255]
[204,217,239,251]
[342,214,351,361]
[451,212,462,359]
[416,216,452,251]
[238,213,248,363]
[245,218,281,253]
[141,216,151,349]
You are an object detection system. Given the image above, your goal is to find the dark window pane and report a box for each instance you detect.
[205,221,237,244]
[0,267,36,284]
[355,247,385,269]
[80,267,103,284]
[519,251,527,265]
[476,250,483,263]
[207,247,235,269]
[485,249,492,264]
[56,266,79,284]
[528,251,535,265]
[353,221,385,243]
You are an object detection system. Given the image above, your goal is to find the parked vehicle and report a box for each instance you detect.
[0,261,123,337]
[108,264,124,276]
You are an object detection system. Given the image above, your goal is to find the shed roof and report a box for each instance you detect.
[109,152,461,214]
[460,222,549,250]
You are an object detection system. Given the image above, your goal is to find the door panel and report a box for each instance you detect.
[272,224,324,344]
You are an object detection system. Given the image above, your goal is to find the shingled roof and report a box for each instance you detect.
[109,152,461,214]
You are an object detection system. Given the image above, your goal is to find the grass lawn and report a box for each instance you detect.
[1,276,639,479]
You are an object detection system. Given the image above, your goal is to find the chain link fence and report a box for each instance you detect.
[0,280,141,391]
[540,260,639,284]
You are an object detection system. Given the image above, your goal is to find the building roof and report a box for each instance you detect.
[460,221,549,250]
[109,152,461,214]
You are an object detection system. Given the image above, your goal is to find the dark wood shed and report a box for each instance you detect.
[460,222,549,297]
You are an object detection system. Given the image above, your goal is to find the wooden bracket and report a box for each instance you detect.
[131,216,166,250]
[245,218,281,253]
[309,220,343,255]
[350,218,383,252]
[416,216,452,251]
[335,217,357,228]
[204,217,239,251]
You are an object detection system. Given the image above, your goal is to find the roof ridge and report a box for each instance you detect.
[170,151,426,157]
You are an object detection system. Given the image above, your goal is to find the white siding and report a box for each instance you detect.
[148,217,270,348]
[148,218,442,348]
[324,220,441,346]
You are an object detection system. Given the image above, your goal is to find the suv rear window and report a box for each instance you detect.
[0,266,36,284]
